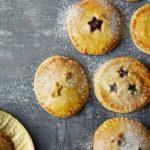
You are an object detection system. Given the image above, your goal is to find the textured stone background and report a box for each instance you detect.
[0,0,150,150]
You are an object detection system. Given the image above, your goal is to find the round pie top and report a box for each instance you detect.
[67,0,122,55]
[94,57,150,113]
[94,117,150,150]
[34,55,89,118]
[0,110,34,150]
[130,4,150,55]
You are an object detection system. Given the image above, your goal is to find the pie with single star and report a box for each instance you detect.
[94,117,150,150]
[130,4,150,55]
[94,57,150,113]
[34,55,89,118]
[67,0,122,55]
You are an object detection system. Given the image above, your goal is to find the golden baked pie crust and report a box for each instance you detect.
[67,0,122,55]
[34,55,89,118]
[94,57,150,113]
[130,4,150,55]
[94,117,150,150]
[0,110,34,150]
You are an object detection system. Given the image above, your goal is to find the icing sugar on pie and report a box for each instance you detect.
[130,4,150,55]
[94,117,150,150]
[94,57,150,113]
[34,55,89,118]
[67,0,122,55]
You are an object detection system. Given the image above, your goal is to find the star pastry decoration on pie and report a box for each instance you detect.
[88,17,103,32]
[128,83,137,94]
[51,82,63,97]
[118,68,129,78]
[111,133,124,145]
[110,83,118,93]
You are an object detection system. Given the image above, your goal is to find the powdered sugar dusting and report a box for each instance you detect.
[54,0,74,41]
[120,122,150,149]
[0,0,150,149]
[74,133,93,150]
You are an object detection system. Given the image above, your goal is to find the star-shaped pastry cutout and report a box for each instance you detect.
[111,133,124,146]
[110,83,118,93]
[117,68,128,78]
[88,17,103,32]
[51,82,63,97]
[128,84,137,94]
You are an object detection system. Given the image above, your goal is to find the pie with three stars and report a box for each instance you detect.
[94,57,150,113]
[130,4,150,55]
[94,117,150,150]
[67,0,122,55]
[0,110,34,150]
[34,55,89,118]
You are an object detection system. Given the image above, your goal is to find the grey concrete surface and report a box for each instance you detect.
[0,0,150,150]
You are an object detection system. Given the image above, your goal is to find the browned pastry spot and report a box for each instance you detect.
[51,82,63,97]
[0,131,14,150]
